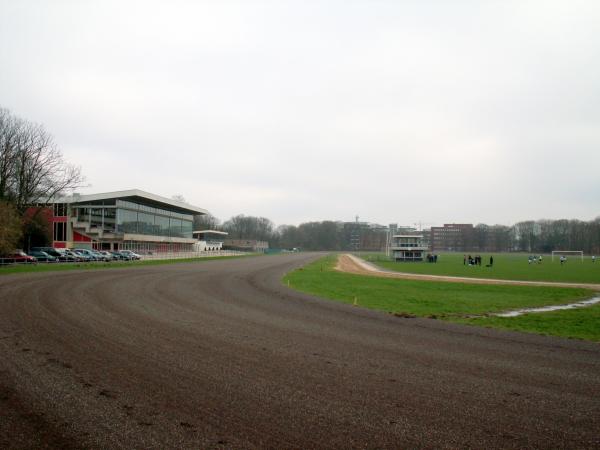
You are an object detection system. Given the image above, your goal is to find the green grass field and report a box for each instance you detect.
[455,305,600,342]
[0,254,252,276]
[284,255,600,342]
[359,252,600,284]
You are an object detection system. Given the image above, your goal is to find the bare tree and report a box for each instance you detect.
[193,213,220,231]
[0,107,85,212]
[222,215,275,242]
[0,201,22,254]
[0,108,19,201]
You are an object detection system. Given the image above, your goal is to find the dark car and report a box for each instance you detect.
[31,247,74,262]
[28,250,58,263]
[91,250,111,262]
[112,251,133,261]
[119,250,141,260]
[109,251,127,260]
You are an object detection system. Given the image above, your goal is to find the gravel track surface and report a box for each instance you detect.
[1,253,599,449]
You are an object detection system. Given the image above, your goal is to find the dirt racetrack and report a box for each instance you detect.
[1,253,599,449]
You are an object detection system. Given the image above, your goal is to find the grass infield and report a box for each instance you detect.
[284,255,600,342]
[361,252,600,284]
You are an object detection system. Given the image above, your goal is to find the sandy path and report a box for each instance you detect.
[1,253,599,449]
[336,253,600,291]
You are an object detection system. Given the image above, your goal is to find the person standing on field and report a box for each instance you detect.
[489,255,493,267]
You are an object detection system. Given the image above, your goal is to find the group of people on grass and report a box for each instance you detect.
[425,253,438,263]
[464,254,493,267]
[530,254,597,265]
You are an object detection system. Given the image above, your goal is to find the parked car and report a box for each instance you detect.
[63,249,86,262]
[98,251,117,261]
[28,250,58,263]
[113,251,134,261]
[54,248,80,262]
[31,247,74,262]
[72,248,99,261]
[119,250,141,260]
[91,250,111,262]
[1,250,37,265]
[109,251,127,260]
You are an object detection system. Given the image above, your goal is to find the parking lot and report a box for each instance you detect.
[0,248,245,266]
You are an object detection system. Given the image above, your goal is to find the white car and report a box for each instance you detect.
[119,250,141,260]
[98,251,116,261]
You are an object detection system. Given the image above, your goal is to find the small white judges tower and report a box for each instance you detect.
[390,235,428,261]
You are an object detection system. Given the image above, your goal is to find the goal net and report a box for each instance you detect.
[551,250,583,262]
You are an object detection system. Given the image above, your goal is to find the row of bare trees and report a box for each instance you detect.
[192,216,387,251]
[194,213,278,244]
[465,220,600,253]
[194,213,600,254]
[193,215,385,251]
[0,107,84,253]
[221,215,275,242]
[511,219,600,254]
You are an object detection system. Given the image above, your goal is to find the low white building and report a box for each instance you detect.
[193,230,228,251]
[390,235,428,261]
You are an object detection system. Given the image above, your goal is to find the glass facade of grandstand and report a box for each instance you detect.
[73,199,193,239]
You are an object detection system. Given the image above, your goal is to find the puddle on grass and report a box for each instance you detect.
[495,296,600,317]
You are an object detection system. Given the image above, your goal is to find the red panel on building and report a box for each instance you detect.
[54,242,67,248]
[73,231,92,242]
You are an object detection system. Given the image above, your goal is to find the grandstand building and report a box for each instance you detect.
[40,189,208,253]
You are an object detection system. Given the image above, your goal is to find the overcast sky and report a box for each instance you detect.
[1,1,599,227]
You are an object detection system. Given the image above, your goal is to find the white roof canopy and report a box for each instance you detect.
[193,230,228,235]
[56,189,209,215]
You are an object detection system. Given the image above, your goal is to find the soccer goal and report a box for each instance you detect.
[551,250,584,262]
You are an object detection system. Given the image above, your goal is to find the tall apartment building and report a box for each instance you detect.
[430,224,474,252]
